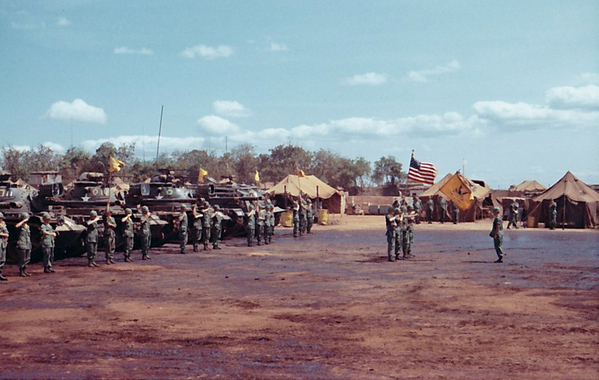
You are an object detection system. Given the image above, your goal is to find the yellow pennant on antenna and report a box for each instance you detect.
[254,170,260,183]
[296,168,306,178]
[109,157,125,173]
[198,168,208,183]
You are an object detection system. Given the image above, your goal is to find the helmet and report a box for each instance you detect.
[214,204,221,210]
[42,212,51,220]
[0,212,4,219]
[20,212,30,219]
[141,206,149,212]
[125,208,132,215]
[307,199,312,203]
[394,208,401,214]
[90,210,98,217]
[181,204,188,210]
[493,207,500,213]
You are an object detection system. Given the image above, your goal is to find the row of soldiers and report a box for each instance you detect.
[176,200,227,254]
[291,198,314,237]
[244,202,277,247]
[385,205,416,262]
[394,196,460,225]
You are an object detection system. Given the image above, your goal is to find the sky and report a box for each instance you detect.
[0,0,598,188]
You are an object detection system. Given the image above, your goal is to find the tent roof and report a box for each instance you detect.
[510,180,547,192]
[266,174,341,199]
[533,171,599,203]
[420,172,490,200]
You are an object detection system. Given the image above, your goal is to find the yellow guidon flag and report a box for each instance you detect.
[109,157,125,173]
[254,170,260,183]
[296,168,306,178]
[198,168,208,183]
[439,172,474,211]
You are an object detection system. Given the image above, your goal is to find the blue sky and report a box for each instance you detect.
[1,0,598,188]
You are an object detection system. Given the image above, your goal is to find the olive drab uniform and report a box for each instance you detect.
[385,209,398,261]
[0,216,9,280]
[264,205,274,244]
[413,197,422,224]
[17,223,32,276]
[292,202,300,238]
[426,199,434,224]
[393,209,404,260]
[439,198,447,223]
[451,201,459,224]
[86,217,99,267]
[210,207,223,249]
[549,200,557,230]
[104,215,116,263]
[299,201,307,235]
[507,201,519,229]
[306,200,314,234]
[256,208,266,245]
[402,211,415,259]
[140,209,151,260]
[123,214,134,262]
[246,206,256,247]
[41,222,56,272]
[490,210,504,262]
[192,206,203,252]
[201,204,212,250]
[178,209,188,254]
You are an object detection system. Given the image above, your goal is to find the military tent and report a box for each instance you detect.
[419,173,494,222]
[266,174,345,213]
[527,171,599,228]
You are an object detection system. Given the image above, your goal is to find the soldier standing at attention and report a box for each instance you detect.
[394,208,404,261]
[86,210,100,267]
[292,201,300,238]
[121,208,134,262]
[191,203,203,252]
[140,206,151,260]
[451,201,460,224]
[177,204,189,254]
[490,207,504,263]
[210,205,224,250]
[299,199,307,236]
[548,200,557,230]
[264,204,274,244]
[402,206,416,259]
[426,198,434,224]
[41,213,57,273]
[104,209,117,264]
[245,204,256,247]
[200,201,212,250]
[385,207,398,262]
[255,204,266,246]
[16,213,32,276]
[507,200,519,229]
[413,195,422,224]
[306,199,314,234]
[0,212,9,281]
[439,197,447,223]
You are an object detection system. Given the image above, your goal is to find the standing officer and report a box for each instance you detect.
[439,197,447,223]
[451,201,460,224]
[292,201,300,238]
[201,201,212,250]
[16,213,32,276]
[426,198,434,224]
[413,195,422,224]
[104,209,117,264]
[256,204,266,246]
[507,200,519,229]
[394,208,404,260]
[306,199,314,234]
[177,204,189,254]
[402,206,416,259]
[299,199,307,235]
[245,204,256,247]
[210,205,224,250]
[490,207,504,263]
[86,210,101,267]
[191,203,203,252]
[385,207,398,262]
[548,200,557,230]
[41,212,57,273]
[264,204,274,244]
[121,208,134,262]
[0,212,9,281]
[140,205,151,260]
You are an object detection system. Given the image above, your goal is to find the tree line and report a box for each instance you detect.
[1,143,407,191]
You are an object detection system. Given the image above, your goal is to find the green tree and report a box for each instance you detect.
[1,147,32,181]
[372,156,404,186]
[231,143,259,184]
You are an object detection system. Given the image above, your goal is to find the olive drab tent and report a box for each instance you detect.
[419,172,493,222]
[266,174,345,214]
[527,171,599,228]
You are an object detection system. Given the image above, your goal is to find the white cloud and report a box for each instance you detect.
[545,85,599,110]
[270,42,288,51]
[212,100,251,118]
[81,135,206,153]
[42,99,107,124]
[406,60,461,83]
[197,115,241,136]
[11,21,45,30]
[114,46,154,55]
[472,100,599,130]
[42,141,66,153]
[180,44,234,59]
[3,145,31,152]
[574,72,599,85]
[57,17,71,26]
[342,72,388,86]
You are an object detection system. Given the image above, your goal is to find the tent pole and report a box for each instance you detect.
[284,185,287,208]
[562,196,566,230]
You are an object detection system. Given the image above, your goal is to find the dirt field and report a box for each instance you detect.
[1,216,598,379]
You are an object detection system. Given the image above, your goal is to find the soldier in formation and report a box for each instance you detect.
[451,201,460,224]
[256,204,266,245]
[140,205,151,260]
[306,199,313,234]
[85,210,101,267]
[264,204,275,244]
[246,204,256,247]
[0,213,9,281]
[40,212,57,273]
[426,198,434,224]
[490,206,504,263]
[121,208,134,262]
[385,207,399,262]
[200,201,212,250]
[507,200,519,229]
[16,212,32,276]
[210,205,224,249]
[104,209,117,264]
[438,197,447,223]
[292,201,300,238]
[177,204,189,254]
[413,195,422,224]
[548,200,557,230]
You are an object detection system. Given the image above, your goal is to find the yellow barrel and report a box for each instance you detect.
[527,216,536,228]
[318,209,328,225]
[280,210,293,227]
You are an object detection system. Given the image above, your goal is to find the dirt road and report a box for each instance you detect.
[1,216,598,379]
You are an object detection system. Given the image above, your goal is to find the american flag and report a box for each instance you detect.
[408,155,437,185]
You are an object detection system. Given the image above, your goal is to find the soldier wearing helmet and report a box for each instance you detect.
[245,204,256,247]
[177,204,189,254]
[121,208,134,262]
[210,204,224,250]
[85,210,101,267]
[140,205,151,260]
[0,212,9,281]
[15,212,32,276]
[41,212,57,273]
[490,206,504,263]
[104,208,117,265]
[306,198,314,234]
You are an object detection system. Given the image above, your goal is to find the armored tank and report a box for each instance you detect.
[0,174,85,263]
[126,170,195,242]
